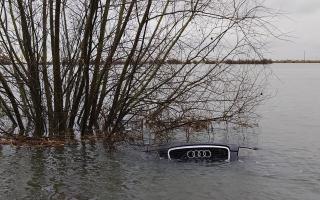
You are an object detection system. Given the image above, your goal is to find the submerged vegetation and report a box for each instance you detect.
[0,0,275,146]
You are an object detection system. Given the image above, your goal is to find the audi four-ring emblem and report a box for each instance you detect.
[186,150,212,158]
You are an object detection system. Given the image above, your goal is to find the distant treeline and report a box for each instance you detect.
[1,55,320,65]
[210,59,273,65]
[272,60,320,63]
[0,54,11,65]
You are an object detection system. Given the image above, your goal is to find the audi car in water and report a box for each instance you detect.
[156,143,240,162]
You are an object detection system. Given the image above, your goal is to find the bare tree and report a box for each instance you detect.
[0,0,274,143]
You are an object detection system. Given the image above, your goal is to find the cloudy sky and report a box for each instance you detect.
[264,0,320,60]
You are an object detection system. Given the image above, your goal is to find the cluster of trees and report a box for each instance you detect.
[0,51,10,65]
[0,0,274,143]
[223,59,273,65]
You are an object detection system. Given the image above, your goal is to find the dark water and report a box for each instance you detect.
[1,64,320,200]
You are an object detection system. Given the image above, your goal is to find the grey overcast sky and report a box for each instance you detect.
[264,0,320,60]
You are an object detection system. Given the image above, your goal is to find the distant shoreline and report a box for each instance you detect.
[1,57,320,65]
[272,60,320,64]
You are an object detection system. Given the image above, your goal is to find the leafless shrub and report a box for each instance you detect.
[0,0,276,144]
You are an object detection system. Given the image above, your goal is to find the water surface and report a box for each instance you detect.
[1,63,320,200]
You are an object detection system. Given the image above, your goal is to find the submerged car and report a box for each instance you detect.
[156,143,240,162]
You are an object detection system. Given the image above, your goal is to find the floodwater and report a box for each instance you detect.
[1,64,320,200]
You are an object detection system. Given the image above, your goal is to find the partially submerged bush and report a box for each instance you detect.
[0,0,276,145]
